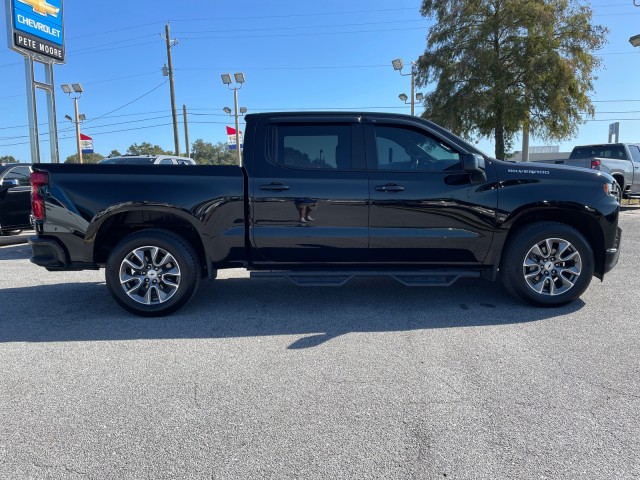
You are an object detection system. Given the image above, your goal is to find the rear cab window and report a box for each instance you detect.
[571,145,627,160]
[3,166,31,186]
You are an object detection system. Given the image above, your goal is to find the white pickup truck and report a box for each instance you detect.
[534,143,640,200]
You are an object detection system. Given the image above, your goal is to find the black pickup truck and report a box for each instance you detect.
[29,112,622,316]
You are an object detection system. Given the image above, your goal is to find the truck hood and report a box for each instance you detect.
[493,159,615,183]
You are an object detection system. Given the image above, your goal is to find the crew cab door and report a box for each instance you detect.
[627,144,640,195]
[364,118,498,264]
[248,116,369,264]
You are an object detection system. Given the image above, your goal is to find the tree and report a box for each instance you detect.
[64,153,105,164]
[126,142,172,156]
[0,155,19,163]
[107,149,122,158]
[190,139,236,165]
[416,0,607,159]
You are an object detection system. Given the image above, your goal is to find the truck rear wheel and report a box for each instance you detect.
[501,222,594,306]
[105,229,200,316]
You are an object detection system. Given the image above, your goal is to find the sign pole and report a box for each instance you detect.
[24,55,41,163]
[44,62,59,163]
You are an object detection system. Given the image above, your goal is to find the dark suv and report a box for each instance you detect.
[0,163,32,235]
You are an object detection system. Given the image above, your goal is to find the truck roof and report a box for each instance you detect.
[244,111,491,158]
[573,143,640,148]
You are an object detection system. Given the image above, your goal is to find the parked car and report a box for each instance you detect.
[534,143,640,200]
[29,112,621,316]
[0,162,31,235]
[98,155,196,165]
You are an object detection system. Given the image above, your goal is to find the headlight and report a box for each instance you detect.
[603,181,619,200]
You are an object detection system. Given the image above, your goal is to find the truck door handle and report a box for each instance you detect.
[375,184,405,192]
[260,183,290,191]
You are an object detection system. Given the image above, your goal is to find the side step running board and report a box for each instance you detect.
[249,270,481,287]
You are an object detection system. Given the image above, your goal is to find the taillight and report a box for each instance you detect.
[30,171,48,221]
[591,159,601,169]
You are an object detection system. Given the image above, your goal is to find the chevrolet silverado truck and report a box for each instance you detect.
[28,112,622,316]
[534,143,640,199]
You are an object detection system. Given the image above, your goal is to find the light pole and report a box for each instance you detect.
[221,72,246,166]
[392,58,422,116]
[61,83,84,164]
[222,104,248,162]
[397,92,424,113]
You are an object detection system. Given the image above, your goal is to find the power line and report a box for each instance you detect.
[179,25,428,41]
[66,18,425,54]
[66,21,165,41]
[169,7,419,23]
[67,35,158,54]
[85,80,168,124]
[174,18,427,36]
[176,64,389,72]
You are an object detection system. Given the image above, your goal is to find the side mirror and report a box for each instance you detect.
[1,178,20,188]
[462,153,485,171]
[462,153,486,184]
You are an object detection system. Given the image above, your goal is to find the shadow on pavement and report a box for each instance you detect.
[0,273,584,347]
[0,244,32,260]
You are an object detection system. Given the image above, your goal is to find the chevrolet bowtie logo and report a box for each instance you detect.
[17,0,59,17]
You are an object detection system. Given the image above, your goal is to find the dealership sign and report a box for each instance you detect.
[5,0,65,63]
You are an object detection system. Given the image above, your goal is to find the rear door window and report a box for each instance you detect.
[629,146,640,164]
[267,124,354,170]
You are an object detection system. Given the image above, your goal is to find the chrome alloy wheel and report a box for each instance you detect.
[119,245,181,305]
[522,237,582,296]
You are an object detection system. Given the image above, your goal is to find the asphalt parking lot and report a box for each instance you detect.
[1,212,639,479]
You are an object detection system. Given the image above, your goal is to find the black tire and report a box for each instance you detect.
[612,177,624,203]
[501,222,594,307]
[105,229,201,316]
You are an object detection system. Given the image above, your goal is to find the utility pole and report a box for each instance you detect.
[163,22,180,156]
[183,104,190,158]
[522,118,530,162]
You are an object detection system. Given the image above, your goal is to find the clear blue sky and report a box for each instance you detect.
[0,0,639,162]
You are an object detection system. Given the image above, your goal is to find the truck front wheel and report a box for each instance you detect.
[501,222,594,306]
[105,229,200,316]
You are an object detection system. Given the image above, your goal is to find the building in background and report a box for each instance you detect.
[510,146,571,162]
